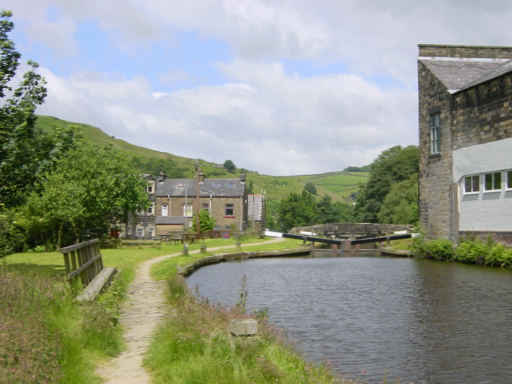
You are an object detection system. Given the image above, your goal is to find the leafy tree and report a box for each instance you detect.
[378,174,418,225]
[0,11,50,207]
[223,159,236,173]
[316,195,353,224]
[193,210,216,233]
[24,142,149,248]
[354,145,418,222]
[304,182,317,195]
[278,191,318,231]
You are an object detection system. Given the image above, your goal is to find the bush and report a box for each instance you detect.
[0,210,26,257]
[455,240,487,264]
[425,239,454,261]
[411,235,454,261]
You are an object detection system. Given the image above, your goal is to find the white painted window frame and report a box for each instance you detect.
[463,174,480,195]
[507,170,512,191]
[483,171,502,193]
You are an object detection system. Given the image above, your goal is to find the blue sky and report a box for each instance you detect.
[4,0,512,175]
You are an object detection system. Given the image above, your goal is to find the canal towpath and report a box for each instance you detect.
[96,237,284,384]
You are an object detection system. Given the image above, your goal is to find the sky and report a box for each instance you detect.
[4,0,512,176]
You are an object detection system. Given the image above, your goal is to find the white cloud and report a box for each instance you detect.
[38,62,416,175]
[8,0,512,175]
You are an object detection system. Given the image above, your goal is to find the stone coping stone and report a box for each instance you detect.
[229,319,258,337]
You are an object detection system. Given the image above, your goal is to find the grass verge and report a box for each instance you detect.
[145,239,349,384]
[0,235,271,382]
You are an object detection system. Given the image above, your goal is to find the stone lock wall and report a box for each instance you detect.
[289,223,412,238]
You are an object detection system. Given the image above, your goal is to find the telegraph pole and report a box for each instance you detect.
[195,160,200,237]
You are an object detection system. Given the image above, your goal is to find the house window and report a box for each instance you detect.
[507,170,512,190]
[202,203,209,210]
[430,112,440,154]
[183,204,193,217]
[136,228,143,238]
[147,185,153,193]
[162,203,168,216]
[147,203,154,215]
[484,172,501,192]
[464,175,480,194]
[225,204,234,216]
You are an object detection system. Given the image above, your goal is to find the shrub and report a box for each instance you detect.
[425,239,455,261]
[411,234,454,261]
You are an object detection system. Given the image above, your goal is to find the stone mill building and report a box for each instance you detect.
[418,44,512,243]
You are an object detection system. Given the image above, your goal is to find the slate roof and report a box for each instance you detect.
[419,57,512,93]
[156,216,185,225]
[155,178,245,197]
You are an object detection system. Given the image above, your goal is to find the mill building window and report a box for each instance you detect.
[484,172,501,192]
[507,170,512,190]
[464,175,480,194]
[430,112,440,154]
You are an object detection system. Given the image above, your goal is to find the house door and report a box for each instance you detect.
[162,203,168,216]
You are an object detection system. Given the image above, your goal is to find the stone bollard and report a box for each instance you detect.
[200,243,207,254]
[183,243,189,256]
[236,241,241,252]
[229,319,258,337]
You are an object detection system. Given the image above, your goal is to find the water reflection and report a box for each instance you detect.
[186,257,512,384]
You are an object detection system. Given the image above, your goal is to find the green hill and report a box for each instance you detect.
[36,115,368,203]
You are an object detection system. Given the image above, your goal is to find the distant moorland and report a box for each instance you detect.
[36,115,369,203]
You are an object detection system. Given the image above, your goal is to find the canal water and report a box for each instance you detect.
[186,256,512,384]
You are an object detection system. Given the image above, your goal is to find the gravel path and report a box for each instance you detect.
[97,238,284,384]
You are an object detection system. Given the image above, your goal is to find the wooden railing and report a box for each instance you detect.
[59,239,116,301]
[59,239,104,287]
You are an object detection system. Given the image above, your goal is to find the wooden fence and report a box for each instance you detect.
[59,239,104,287]
[59,239,116,301]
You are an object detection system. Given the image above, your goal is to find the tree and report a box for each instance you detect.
[223,159,236,173]
[316,195,353,224]
[278,191,318,231]
[378,174,418,225]
[354,145,418,222]
[0,10,49,207]
[24,142,149,248]
[304,182,317,195]
[193,210,216,233]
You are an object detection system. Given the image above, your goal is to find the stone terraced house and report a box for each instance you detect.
[418,44,512,243]
[126,172,248,239]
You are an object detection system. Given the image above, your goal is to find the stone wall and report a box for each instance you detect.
[418,61,456,240]
[289,223,412,238]
[155,196,246,230]
[419,44,512,59]
[418,45,512,242]
[451,73,512,150]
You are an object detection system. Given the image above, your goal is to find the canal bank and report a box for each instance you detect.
[144,240,351,384]
[186,253,512,384]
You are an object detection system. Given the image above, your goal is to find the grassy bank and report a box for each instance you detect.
[1,235,269,383]
[412,235,512,268]
[145,239,349,384]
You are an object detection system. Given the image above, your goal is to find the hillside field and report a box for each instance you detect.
[36,115,368,202]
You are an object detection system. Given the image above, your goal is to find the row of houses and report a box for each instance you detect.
[418,44,512,244]
[124,171,265,239]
